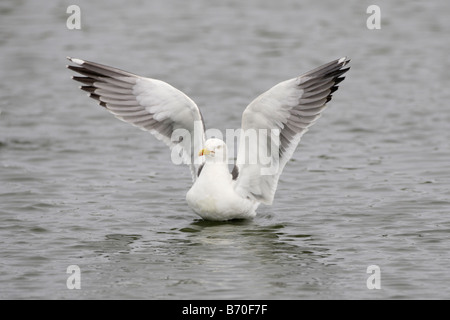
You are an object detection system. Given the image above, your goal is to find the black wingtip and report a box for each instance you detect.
[80,86,96,93]
[330,86,339,94]
[334,76,346,85]
[72,76,96,85]
[89,93,101,101]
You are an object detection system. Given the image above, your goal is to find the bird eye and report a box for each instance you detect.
[217,145,221,149]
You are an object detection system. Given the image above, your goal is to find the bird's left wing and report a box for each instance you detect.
[67,57,205,181]
[234,57,350,205]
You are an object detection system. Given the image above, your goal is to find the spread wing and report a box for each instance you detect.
[234,57,350,204]
[67,57,205,181]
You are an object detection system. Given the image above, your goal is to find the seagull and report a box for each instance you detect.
[67,56,350,221]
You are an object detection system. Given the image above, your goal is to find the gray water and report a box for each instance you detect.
[1,0,449,300]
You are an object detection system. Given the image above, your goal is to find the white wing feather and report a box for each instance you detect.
[67,57,205,181]
[234,57,350,204]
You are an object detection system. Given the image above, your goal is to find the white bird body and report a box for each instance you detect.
[186,139,259,220]
[186,163,258,221]
[67,56,350,221]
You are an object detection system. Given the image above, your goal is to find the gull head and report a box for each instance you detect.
[199,138,228,163]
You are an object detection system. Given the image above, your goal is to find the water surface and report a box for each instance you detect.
[1,0,449,299]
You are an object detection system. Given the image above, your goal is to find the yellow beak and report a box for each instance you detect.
[199,148,211,156]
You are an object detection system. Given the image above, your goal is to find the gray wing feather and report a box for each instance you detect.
[67,57,205,181]
[234,57,350,204]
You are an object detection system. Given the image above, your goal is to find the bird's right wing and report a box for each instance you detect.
[234,57,350,205]
[67,57,206,181]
